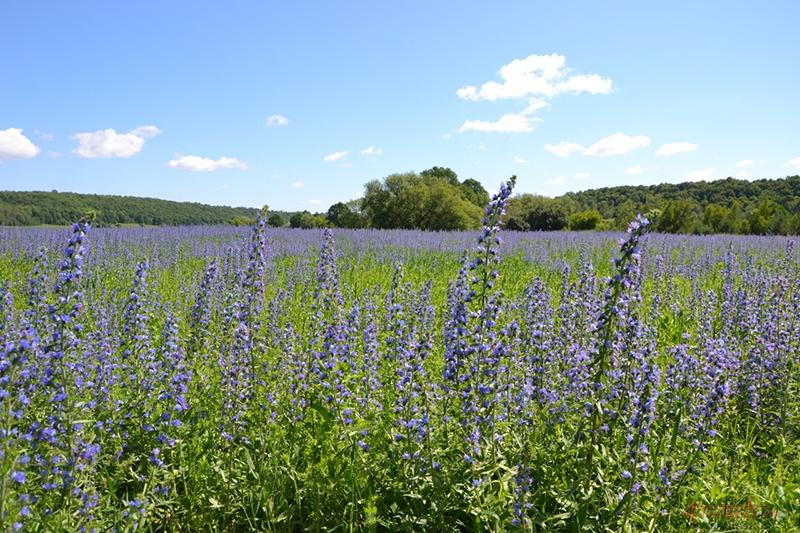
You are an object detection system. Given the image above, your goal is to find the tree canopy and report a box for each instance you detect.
[360,167,488,230]
[0,191,260,226]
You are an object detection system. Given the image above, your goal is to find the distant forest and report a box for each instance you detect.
[0,191,261,226]
[303,171,800,235]
[1,173,799,234]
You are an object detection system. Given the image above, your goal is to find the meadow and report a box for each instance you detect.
[0,181,798,531]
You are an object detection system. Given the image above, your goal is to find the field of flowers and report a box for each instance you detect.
[1,180,798,531]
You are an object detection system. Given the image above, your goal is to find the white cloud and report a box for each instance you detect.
[557,74,614,95]
[574,172,591,179]
[626,165,643,175]
[361,146,383,156]
[34,130,54,141]
[457,113,541,133]
[782,157,800,171]
[323,151,349,162]
[522,98,548,114]
[48,151,61,159]
[0,128,40,160]
[684,168,716,182]
[72,125,161,158]
[455,55,610,135]
[656,141,698,156]
[543,140,583,158]
[457,54,612,101]
[544,133,650,158]
[514,155,527,164]
[130,125,162,138]
[583,132,651,157]
[308,199,321,205]
[266,114,289,127]
[168,154,248,172]
[735,158,754,169]
[292,181,304,188]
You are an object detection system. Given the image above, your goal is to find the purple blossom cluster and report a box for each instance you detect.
[0,193,797,529]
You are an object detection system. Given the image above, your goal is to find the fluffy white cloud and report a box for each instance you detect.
[656,141,698,156]
[292,181,304,188]
[583,133,651,157]
[266,114,289,127]
[556,74,613,95]
[323,151,349,162]
[735,158,754,169]
[130,125,162,138]
[626,165,643,175]
[455,55,610,135]
[514,155,527,164]
[543,141,583,158]
[168,154,248,172]
[72,125,161,158]
[361,146,383,156]
[0,128,40,160]
[457,54,612,101]
[457,113,541,133]
[308,199,321,205]
[782,157,800,170]
[573,172,591,179]
[544,133,650,158]
[522,98,548,114]
[684,168,716,182]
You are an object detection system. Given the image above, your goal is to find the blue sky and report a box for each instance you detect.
[1,1,799,210]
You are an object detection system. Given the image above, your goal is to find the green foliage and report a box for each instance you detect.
[289,210,328,229]
[420,165,459,186]
[563,174,800,234]
[266,213,285,227]
[657,199,701,233]
[326,202,364,228]
[459,178,490,207]
[506,194,570,231]
[361,168,483,230]
[0,190,259,226]
[229,215,256,227]
[568,208,603,230]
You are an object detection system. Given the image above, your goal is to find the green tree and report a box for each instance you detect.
[507,194,569,231]
[289,211,327,229]
[420,166,459,186]
[361,170,482,230]
[569,209,603,230]
[326,202,363,228]
[460,178,490,207]
[657,199,699,233]
[267,213,285,227]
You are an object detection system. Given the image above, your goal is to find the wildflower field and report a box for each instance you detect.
[1,180,798,531]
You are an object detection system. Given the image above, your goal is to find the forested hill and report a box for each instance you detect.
[0,191,260,226]
[560,175,800,234]
[566,175,800,215]
[2,174,799,233]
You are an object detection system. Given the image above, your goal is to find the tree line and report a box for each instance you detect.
[2,172,799,234]
[0,191,261,227]
[288,169,800,235]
